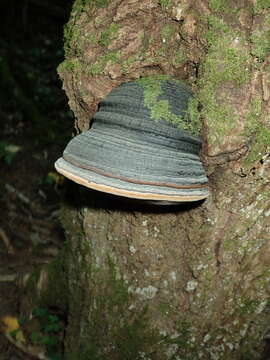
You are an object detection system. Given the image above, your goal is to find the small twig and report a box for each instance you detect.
[5,183,30,205]
[3,224,31,244]
[31,225,51,236]
[0,274,17,282]
[4,333,49,360]
[0,228,15,254]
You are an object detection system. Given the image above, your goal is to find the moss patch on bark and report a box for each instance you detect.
[136,76,201,134]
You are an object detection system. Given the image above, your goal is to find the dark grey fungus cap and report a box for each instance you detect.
[55,78,209,203]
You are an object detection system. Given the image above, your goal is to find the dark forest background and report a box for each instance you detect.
[0,1,73,359]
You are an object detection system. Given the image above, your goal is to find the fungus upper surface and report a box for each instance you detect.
[55,78,209,203]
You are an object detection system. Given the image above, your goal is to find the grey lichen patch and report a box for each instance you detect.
[136,76,201,134]
[135,285,158,300]
[186,280,199,292]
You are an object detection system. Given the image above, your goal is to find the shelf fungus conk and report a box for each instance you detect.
[55,78,209,203]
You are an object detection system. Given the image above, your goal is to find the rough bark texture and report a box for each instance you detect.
[57,0,270,359]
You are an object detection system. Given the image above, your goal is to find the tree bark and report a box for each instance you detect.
[58,0,270,359]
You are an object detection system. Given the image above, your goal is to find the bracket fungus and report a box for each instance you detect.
[55,77,209,204]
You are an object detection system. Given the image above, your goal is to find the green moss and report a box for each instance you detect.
[121,54,139,74]
[87,33,99,44]
[88,51,120,75]
[64,21,82,57]
[39,255,69,313]
[72,0,110,13]
[154,47,167,58]
[209,0,229,12]
[136,76,200,134]
[257,188,270,202]
[250,14,270,62]
[76,306,158,360]
[238,297,261,315]
[204,20,248,86]
[63,0,89,56]
[241,351,259,360]
[197,16,250,140]
[161,24,175,39]
[63,0,112,56]
[91,0,110,7]
[158,302,172,316]
[244,98,270,166]
[87,23,119,46]
[67,255,160,360]
[203,18,248,86]
[57,58,83,74]
[187,97,202,133]
[204,15,234,46]
[172,51,187,66]
[159,0,171,10]
[60,208,161,359]
[254,0,270,12]
[106,257,129,306]
[98,23,119,46]
[69,0,87,17]
[114,306,159,360]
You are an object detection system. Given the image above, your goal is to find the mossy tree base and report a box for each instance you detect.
[58,0,270,359]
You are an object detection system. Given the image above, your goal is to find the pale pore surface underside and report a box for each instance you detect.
[55,160,207,202]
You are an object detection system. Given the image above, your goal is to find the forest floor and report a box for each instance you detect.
[0,1,72,359]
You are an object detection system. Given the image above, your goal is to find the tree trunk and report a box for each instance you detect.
[58,0,270,359]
